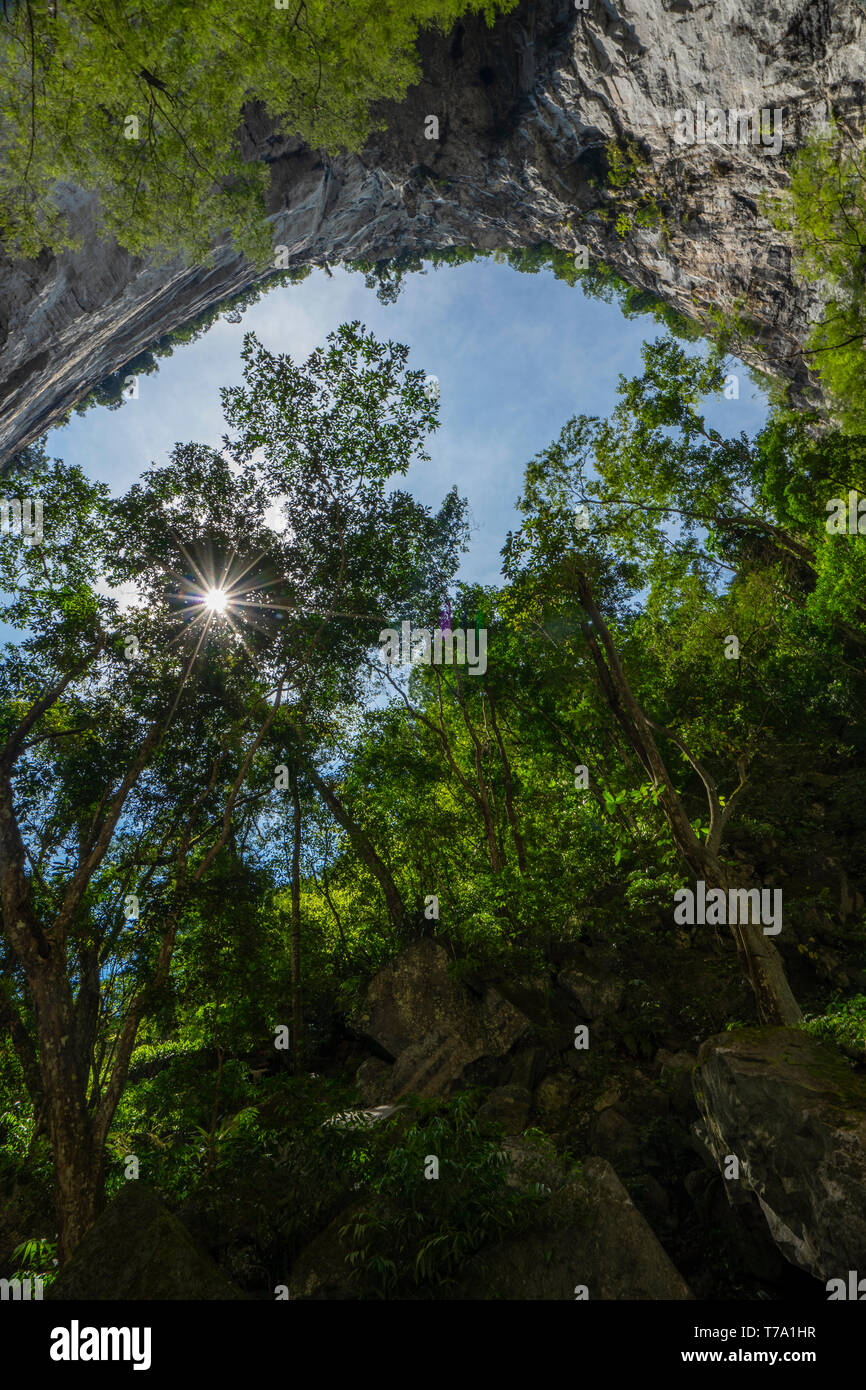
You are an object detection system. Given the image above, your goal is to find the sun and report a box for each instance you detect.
[203,587,229,614]
[166,541,299,662]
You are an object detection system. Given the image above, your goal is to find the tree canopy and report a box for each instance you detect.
[0,0,515,262]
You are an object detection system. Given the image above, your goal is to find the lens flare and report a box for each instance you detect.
[203,588,229,614]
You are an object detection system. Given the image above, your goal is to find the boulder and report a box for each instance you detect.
[557,948,624,1023]
[351,939,472,1056]
[354,1056,393,1106]
[632,1174,673,1233]
[351,940,531,1099]
[287,1138,691,1301]
[694,1027,866,1281]
[593,1083,622,1113]
[591,1108,641,1171]
[656,1048,698,1116]
[455,1155,692,1300]
[682,1166,788,1284]
[47,1183,241,1300]
[477,1084,533,1133]
[500,1044,547,1092]
[534,1071,577,1121]
[285,1204,363,1300]
[387,1027,479,1100]
[494,977,577,1051]
[498,1135,566,1195]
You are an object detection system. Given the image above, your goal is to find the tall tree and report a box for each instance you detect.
[0,325,464,1257]
[501,405,810,1024]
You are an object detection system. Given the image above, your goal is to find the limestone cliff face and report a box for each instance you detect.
[1,0,865,465]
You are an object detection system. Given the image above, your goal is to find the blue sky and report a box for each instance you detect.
[47,257,769,589]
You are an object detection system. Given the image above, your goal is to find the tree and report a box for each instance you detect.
[0,324,464,1258]
[501,388,810,1024]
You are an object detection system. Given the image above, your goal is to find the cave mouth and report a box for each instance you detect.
[43,246,769,607]
[62,240,704,433]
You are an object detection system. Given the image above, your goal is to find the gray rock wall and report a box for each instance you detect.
[694,1027,866,1282]
[2,0,865,464]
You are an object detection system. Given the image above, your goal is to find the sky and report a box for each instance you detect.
[46,256,770,591]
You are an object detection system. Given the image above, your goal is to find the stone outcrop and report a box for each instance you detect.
[693,1026,866,1282]
[287,1141,692,1300]
[455,1152,693,1299]
[46,1183,242,1300]
[3,0,866,464]
[350,938,531,1100]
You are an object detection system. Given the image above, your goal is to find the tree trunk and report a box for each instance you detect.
[52,1122,105,1265]
[573,567,802,1028]
[305,764,405,932]
[27,956,105,1261]
[701,849,802,1027]
[734,915,802,1026]
[424,671,504,873]
[484,683,527,871]
[319,864,348,959]
[289,764,303,1066]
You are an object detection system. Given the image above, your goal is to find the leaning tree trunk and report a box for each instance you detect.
[575,569,802,1029]
[304,764,406,932]
[701,849,802,1028]
[735,914,803,1027]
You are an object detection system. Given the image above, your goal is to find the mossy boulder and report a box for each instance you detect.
[694,1027,866,1281]
[454,1155,692,1300]
[47,1183,241,1300]
[350,940,531,1099]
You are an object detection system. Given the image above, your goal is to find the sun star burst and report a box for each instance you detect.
[203,587,229,614]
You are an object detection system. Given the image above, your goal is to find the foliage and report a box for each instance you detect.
[0,321,466,1258]
[340,1093,543,1296]
[767,119,866,431]
[351,243,701,342]
[0,0,516,264]
[9,1235,58,1289]
[68,243,704,433]
[3,307,866,1280]
[605,138,647,191]
[802,995,866,1056]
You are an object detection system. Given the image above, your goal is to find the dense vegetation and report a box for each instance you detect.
[1,277,865,1294]
[0,0,515,263]
[768,117,866,431]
